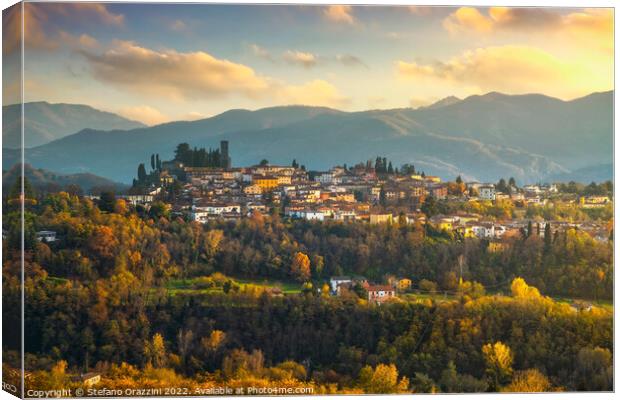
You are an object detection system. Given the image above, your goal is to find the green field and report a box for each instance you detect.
[165,276,302,295]
[551,296,614,312]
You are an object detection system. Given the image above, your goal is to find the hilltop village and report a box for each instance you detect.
[116,141,611,245]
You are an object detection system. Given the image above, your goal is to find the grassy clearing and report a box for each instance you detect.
[45,276,69,285]
[551,296,613,312]
[400,292,457,304]
[234,278,302,294]
[165,277,302,295]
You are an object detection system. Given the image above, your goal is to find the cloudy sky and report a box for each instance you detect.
[2,3,613,125]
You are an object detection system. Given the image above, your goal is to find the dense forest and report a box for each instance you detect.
[2,185,613,393]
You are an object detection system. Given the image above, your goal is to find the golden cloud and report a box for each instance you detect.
[397,45,611,100]
[58,31,99,49]
[81,41,271,100]
[117,105,169,126]
[276,79,349,108]
[283,50,318,68]
[443,6,612,50]
[323,5,355,25]
[81,41,349,108]
[443,7,493,33]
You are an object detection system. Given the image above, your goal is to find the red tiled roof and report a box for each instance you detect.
[367,285,393,292]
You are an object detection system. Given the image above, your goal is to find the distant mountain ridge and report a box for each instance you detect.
[2,91,613,184]
[2,101,145,148]
[2,163,127,193]
[421,96,461,110]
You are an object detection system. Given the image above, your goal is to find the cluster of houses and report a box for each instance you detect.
[168,156,453,224]
[144,143,462,224]
[466,182,558,204]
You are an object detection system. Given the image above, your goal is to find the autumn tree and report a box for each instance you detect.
[358,363,409,394]
[290,251,311,282]
[502,369,552,392]
[482,341,513,390]
[201,330,226,354]
[87,226,119,270]
[510,277,541,300]
[144,333,167,368]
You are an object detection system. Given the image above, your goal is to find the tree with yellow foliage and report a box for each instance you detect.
[502,369,552,392]
[358,363,409,394]
[482,341,513,390]
[290,251,311,282]
[144,333,167,368]
[201,330,226,353]
[510,277,541,299]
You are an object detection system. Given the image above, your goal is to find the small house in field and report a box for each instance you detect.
[367,285,396,304]
[36,231,57,243]
[395,278,412,291]
[76,372,101,387]
[330,276,368,294]
[330,276,352,293]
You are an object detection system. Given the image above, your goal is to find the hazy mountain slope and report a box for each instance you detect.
[2,92,611,184]
[546,164,613,183]
[2,105,343,181]
[406,91,613,168]
[220,112,567,182]
[2,102,146,148]
[2,163,127,193]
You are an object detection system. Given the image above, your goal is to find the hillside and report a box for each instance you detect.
[2,101,145,148]
[2,163,127,193]
[2,92,612,184]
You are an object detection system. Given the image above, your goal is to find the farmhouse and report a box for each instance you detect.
[367,285,396,304]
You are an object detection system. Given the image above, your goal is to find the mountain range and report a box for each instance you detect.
[2,101,145,148]
[2,91,613,184]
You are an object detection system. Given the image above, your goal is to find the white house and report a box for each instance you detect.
[334,210,357,221]
[36,231,57,243]
[479,185,496,201]
[330,276,352,293]
[304,211,325,221]
[191,204,241,222]
[472,224,506,239]
[316,172,335,184]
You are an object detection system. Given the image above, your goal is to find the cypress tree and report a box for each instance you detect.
[137,163,147,183]
[544,223,552,252]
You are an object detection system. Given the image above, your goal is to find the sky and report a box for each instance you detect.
[2,3,614,125]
